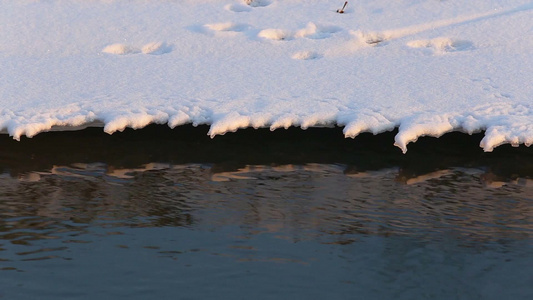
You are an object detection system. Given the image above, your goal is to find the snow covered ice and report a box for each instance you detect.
[0,0,532,152]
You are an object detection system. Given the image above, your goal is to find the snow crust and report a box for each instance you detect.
[1,0,532,152]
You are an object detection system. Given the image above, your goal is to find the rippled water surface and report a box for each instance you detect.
[0,126,532,299]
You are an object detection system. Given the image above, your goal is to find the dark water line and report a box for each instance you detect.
[0,125,532,180]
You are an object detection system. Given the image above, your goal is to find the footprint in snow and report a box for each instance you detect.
[244,0,272,8]
[258,23,341,41]
[407,38,473,54]
[292,51,321,60]
[295,22,342,40]
[102,43,139,55]
[354,31,389,46]
[204,22,250,32]
[141,42,172,55]
[258,28,293,41]
[102,42,171,55]
[225,4,252,12]
[470,78,512,100]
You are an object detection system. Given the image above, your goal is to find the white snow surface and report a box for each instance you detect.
[1,0,532,152]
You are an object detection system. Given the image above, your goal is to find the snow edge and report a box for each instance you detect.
[1,110,531,153]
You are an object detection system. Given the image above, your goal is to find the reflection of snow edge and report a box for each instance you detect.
[16,164,533,189]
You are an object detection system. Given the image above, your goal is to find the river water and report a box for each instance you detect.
[0,126,532,299]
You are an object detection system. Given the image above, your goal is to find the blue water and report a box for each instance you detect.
[0,126,532,299]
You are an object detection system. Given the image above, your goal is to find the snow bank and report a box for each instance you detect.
[0,0,532,152]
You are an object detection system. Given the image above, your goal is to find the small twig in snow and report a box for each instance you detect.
[337,1,348,14]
